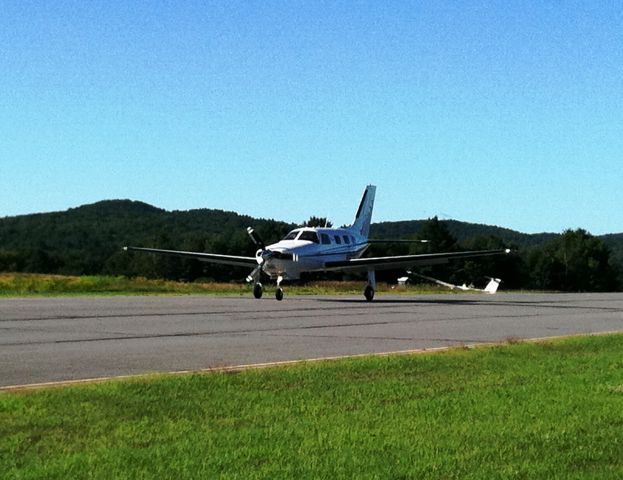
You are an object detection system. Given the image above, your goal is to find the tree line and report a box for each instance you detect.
[0,201,620,291]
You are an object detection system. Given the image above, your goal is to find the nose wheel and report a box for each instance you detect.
[275,275,284,301]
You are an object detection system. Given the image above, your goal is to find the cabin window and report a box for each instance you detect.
[343,235,350,244]
[299,231,319,243]
[334,235,341,244]
[283,231,299,240]
[321,233,331,244]
[350,235,356,244]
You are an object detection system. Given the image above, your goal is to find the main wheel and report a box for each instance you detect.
[253,282,263,299]
[364,285,375,301]
[275,287,284,301]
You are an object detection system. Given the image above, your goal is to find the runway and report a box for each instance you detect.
[1,292,623,388]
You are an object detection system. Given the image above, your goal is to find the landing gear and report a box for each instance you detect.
[364,269,376,302]
[251,276,285,301]
[275,275,284,301]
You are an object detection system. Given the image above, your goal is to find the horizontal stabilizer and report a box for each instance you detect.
[410,271,502,294]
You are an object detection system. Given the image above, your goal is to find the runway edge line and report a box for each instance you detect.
[2,330,622,392]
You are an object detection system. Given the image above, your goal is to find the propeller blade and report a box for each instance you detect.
[246,227,266,250]
[246,265,262,283]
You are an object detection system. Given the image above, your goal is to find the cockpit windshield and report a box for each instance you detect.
[281,230,320,243]
[282,230,299,241]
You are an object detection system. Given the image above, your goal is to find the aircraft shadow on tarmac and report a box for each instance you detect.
[312,295,623,312]
[313,297,492,305]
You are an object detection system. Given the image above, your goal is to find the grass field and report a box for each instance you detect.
[0,272,455,297]
[1,334,622,479]
[0,272,251,296]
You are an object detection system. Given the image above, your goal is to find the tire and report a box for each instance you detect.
[364,285,374,301]
[275,287,284,301]
[253,283,263,299]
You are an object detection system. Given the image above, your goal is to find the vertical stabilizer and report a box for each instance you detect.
[484,278,501,294]
[351,185,376,239]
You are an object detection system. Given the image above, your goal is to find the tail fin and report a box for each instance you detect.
[351,185,376,238]
[484,278,502,294]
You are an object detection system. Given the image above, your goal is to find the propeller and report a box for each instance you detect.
[246,227,266,250]
[246,226,268,284]
[246,265,262,283]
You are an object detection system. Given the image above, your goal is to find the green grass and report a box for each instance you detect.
[2,334,622,479]
[0,273,251,296]
[0,273,455,297]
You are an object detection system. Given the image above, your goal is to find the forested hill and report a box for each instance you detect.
[0,200,293,276]
[371,220,558,247]
[1,200,622,291]
[2,199,563,255]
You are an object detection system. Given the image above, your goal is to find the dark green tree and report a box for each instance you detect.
[302,216,332,228]
[0,250,26,272]
[407,217,459,283]
[525,229,618,291]
[412,216,458,254]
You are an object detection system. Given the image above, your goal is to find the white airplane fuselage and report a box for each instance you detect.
[258,227,369,280]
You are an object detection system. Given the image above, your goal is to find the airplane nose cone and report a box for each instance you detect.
[256,249,274,264]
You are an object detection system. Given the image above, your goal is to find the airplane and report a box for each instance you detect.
[124,185,510,301]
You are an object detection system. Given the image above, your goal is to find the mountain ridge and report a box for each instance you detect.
[1,199,621,290]
[4,199,617,240]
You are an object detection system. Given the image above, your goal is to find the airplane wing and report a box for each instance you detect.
[123,246,258,268]
[323,248,511,272]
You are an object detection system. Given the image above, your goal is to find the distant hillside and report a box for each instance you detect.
[601,233,623,245]
[371,220,558,247]
[3,200,565,255]
[1,200,621,290]
[601,234,623,271]
[0,200,292,276]
[0,200,289,247]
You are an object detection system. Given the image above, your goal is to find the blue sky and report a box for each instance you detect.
[1,1,622,234]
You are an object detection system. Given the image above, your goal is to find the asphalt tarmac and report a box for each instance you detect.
[1,292,623,388]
